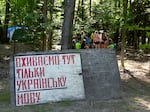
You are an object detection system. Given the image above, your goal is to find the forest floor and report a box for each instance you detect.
[0,43,150,112]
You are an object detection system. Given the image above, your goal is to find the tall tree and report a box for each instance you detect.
[61,0,76,49]
[3,0,10,42]
[89,0,92,16]
[42,0,48,51]
[48,0,54,50]
[81,0,84,21]
[0,20,3,42]
[120,0,128,71]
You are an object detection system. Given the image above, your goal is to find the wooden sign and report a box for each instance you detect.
[12,53,85,106]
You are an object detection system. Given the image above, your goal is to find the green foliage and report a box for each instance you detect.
[74,0,123,36]
[147,32,150,37]
[0,0,149,48]
[127,25,150,31]
[139,44,150,49]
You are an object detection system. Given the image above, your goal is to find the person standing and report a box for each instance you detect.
[75,39,81,50]
[93,31,100,48]
[101,32,107,48]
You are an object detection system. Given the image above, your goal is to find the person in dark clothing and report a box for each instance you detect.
[81,39,86,49]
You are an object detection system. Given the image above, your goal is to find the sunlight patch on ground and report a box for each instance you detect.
[134,97,150,110]
[4,45,11,50]
[3,56,10,61]
[118,60,149,71]
[118,59,150,82]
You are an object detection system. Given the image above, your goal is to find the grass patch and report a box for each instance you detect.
[58,100,73,106]
[139,44,150,53]
[0,91,10,102]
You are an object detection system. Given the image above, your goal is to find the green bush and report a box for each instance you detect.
[139,44,150,49]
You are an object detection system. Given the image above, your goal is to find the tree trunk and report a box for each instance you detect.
[81,0,84,21]
[133,30,138,49]
[0,20,3,42]
[141,31,146,44]
[114,0,120,48]
[120,29,126,70]
[42,0,48,51]
[61,0,76,50]
[77,0,81,16]
[89,0,92,17]
[3,0,10,43]
[48,0,54,50]
[120,0,128,71]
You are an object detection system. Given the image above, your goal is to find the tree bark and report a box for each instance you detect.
[48,0,54,50]
[141,31,146,44]
[3,0,10,43]
[120,0,128,71]
[0,20,3,42]
[81,0,84,21]
[89,0,92,17]
[42,0,48,51]
[61,0,76,50]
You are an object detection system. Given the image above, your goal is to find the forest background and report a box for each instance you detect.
[0,0,150,111]
[1,0,149,70]
[0,0,149,50]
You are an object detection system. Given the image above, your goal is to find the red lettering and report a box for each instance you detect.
[52,56,59,65]
[30,92,35,103]
[16,81,21,91]
[71,55,75,64]
[17,94,23,105]
[22,68,29,78]
[29,57,33,66]
[34,79,39,89]
[21,58,26,67]
[42,78,47,88]
[16,69,22,78]
[67,55,70,64]
[23,92,29,104]
[48,78,53,88]
[44,56,49,65]
[16,67,45,79]
[33,57,38,66]
[15,58,20,67]
[28,80,32,90]
[33,68,39,77]
[22,80,27,90]
[53,78,58,87]
[55,56,60,65]
[62,76,67,86]
[36,92,40,103]
[16,92,41,106]
[39,67,45,77]
[47,78,51,88]
[57,77,67,87]
[62,55,75,64]
[38,56,43,66]
[62,55,66,64]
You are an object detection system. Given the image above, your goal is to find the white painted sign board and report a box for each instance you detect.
[14,53,85,106]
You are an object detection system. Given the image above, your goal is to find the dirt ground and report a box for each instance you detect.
[0,43,150,112]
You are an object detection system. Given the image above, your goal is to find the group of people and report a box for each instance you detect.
[72,30,115,50]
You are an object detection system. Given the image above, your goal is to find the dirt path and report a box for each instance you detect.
[0,43,150,112]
